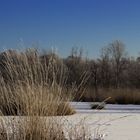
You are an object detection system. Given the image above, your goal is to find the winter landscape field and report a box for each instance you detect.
[1,48,140,140]
[1,102,140,140]
[70,102,140,140]
[1,0,140,140]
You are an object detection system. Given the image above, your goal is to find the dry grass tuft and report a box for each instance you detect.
[0,49,93,140]
[0,49,75,116]
[0,116,67,140]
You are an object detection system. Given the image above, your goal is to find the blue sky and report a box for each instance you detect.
[0,0,140,58]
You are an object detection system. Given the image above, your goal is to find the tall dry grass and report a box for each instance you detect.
[0,115,95,140]
[84,88,140,104]
[0,49,90,140]
[0,49,75,116]
[99,88,140,104]
[0,116,67,140]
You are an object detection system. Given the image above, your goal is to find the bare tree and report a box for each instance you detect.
[109,40,127,88]
[99,47,112,88]
[88,60,100,101]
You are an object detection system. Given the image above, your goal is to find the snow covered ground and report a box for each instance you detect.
[68,102,140,140]
[1,102,140,140]
[66,113,140,140]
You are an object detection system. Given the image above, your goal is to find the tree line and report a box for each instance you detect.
[0,40,140,100]
[64,40,140,89]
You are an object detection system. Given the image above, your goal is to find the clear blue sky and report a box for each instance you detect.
[0,0,140,58]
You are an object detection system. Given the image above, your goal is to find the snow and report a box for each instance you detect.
[1,102,140,140]
[68,102,140,140]
[66,113,140,140]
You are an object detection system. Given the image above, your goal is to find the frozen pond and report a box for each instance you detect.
[69,102,140,139]
[70,102,140,113]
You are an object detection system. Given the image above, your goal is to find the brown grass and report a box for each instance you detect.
[0,49,75,116]
[99,88,140,104]
[0,116,66,140]
[0,49,94,140]
[0,115,95,140]
[83,88,140,104]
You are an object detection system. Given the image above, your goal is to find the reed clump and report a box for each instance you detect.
[0,49,75,116]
